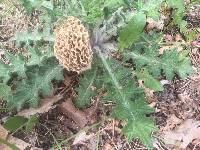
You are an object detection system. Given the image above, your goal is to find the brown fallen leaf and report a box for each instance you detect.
[175,34,183,42]
[164,34,173,42]
[60,93,101,128]
[162,119,200,149]
[73,130,95,145]
[84,95,101,125]
[17,95,62,118]
[138,80,157,104]
[103,142,114,150]
[159,45,183,54]
[0,124,8,139]
[146,18,164,32]
[60,98,88,128]
[160,114,182,132]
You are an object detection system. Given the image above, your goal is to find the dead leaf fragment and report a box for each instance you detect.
[73,131,87,145]
[73,131,95,145]
[103,142,114,150]
[162,119,200,149]
[161,114,182,132]
[60,94,101,128]
[0,124,8,139]
[164,34,173,42]
[7,135,31,150]
[18,95,62,118]
[146,18,164,32]
[175,34,183,42]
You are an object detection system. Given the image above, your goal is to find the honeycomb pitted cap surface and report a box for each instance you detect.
[54,16,93,73]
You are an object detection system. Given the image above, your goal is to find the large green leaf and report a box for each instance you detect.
[0,83,11,99]
[124,34,194,80]
[75,68,97,108]
[166,0,187,33]
[3,116,28,132]
[136,69,164,91]
[7,57,63,110]
[141,0,164,20]
[21,0,53,13]
[26,115,39,132]
[27,47,54,67]
[0,62,10,82]
[99,52,155,148]
[118,12,146,50]
[0,52,27,81]
[6,53,27,77]
[123,117,155,149]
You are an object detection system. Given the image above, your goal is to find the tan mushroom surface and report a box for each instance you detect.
[54,16,93,73]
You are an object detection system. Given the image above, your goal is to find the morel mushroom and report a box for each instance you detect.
[54,16,93,73]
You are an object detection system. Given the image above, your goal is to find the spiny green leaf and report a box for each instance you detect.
[162,50,194,79]
[119,12,146,50]
[27,47,54,66]
[136,69,164,91]
[6,57,63,110]
[123,117,155,149]
[141,0,164,20]
[166,0,187,33]
[21,0,53,13]
[0,52,27,81]
[124,35,194,80]
[12,27,54,46]
[0,83,11,99]
[3,116,28,132]
[0,61,10,83]
[75,68,97,108]
[5,53,27,77]
[99,52,155,148]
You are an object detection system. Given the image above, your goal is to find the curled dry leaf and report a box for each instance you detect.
[17,95,62,118]
[162,119,200,149]
[146,18,164,32]
[60,96,100,128]
[103,142,114,150]
[73,130,95,145]
[60,98,88,128]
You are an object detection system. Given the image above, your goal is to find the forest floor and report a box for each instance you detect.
[0,1,200,150]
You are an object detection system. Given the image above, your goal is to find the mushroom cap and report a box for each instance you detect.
[54,16,93,73]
